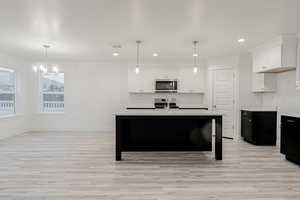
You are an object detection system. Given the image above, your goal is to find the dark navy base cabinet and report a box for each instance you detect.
[281,116,300,165]
[116,115,223,161]
[241,110,277,145]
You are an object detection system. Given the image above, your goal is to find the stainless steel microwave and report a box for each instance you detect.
[155,79,178,93]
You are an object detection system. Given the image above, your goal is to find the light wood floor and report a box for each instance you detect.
[0,132,299,200]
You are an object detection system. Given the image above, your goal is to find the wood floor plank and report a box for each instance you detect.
[0,132,299,200]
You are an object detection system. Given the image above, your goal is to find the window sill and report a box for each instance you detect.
[38,112,65,115]
[0,114,22,119]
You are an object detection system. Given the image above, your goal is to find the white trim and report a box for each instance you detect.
[39,72,65,113]
[0,66,17,116]
[37,112,64,115]
[208,66,234,71]
[0,91,15,94]
[0,114,22,119]
[42,91,64,94]
[209,67,238,140]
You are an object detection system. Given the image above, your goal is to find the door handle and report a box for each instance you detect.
[213,105,217,109]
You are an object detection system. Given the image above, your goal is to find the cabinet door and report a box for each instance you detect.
[282,36,297,68]
[128,68,140,92]
[252,73,276,92]
[241,111,253,142]
[178,68,204,93]
[270,45,282,69]
[252,73,264,92]
[263,73,277,91]
[284,120,300,158]
[141,69,155,92]
[262,49,272,71]
[128,68,155,93]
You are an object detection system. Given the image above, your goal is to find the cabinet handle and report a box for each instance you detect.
[287,120,295,123]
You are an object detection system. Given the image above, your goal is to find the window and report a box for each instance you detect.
[41,73,64,113]
[0,67,16,116]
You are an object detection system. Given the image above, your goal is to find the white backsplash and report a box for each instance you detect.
[127,93,207,108]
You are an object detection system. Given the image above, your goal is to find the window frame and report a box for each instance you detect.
[39,72,65,114]
[0,66,17,117]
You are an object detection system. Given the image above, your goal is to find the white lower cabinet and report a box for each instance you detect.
[252,73,276,92]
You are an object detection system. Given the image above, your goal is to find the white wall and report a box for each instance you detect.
[29,62,209,132]
[238,53,263,109]
[261,71,300,144]
[0,53,31,139]
[29,62,128,132]
[260,41,300,144]
[262,71,300,115]
[26,60,211,132]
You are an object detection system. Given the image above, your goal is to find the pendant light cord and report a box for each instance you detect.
[193,41,199,67]
[43,45,50,69]
[45,47,48,68]
[193,42,196,67]
[136,41,141,67]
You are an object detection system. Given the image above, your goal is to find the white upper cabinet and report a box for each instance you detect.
[253,35,297,73]
[252,73,276,93]
[178,67,205,93]
[128,66,205,94]
[128,68,155,93]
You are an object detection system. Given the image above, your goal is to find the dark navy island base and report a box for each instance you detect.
[115,112,222,161]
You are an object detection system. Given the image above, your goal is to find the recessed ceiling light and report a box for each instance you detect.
[238,38,245,43]
[193,53,198,57]
[113,52,119,56]
[153,53,158,57]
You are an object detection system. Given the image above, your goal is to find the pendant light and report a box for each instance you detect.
[135,40,141,74]
[193,41,199,73]
[32,45,59,74]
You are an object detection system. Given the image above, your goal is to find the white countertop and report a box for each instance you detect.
[115,109,223,116]
[281,113,300,118]
[241,108,277,112]
[241,106,277,112]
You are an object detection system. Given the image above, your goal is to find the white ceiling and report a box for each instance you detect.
[0,0,299,62]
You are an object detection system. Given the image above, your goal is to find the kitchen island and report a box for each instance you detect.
[115,110,223,160]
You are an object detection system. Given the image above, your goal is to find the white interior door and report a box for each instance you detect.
[212,68,235,139]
